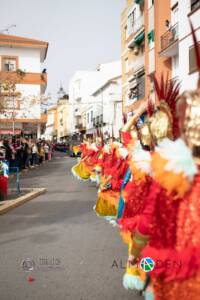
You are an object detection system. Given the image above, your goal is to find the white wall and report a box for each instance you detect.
[178,1,200,91]
[0,46,45,123]
[89,77,122,138]
[0,46,41,72]
[68,61,122,134]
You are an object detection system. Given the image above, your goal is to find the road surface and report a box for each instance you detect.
[0,152,142,300]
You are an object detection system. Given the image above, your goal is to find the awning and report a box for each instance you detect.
[134,31,145,46]
[0,129,21,135]
[135,0,144,4]
[148,30,155,45]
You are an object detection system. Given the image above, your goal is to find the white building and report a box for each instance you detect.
[45,106,57,141]
[68,61,122,137]
[0,34,48,137]
[88,75,123,138]
[178,0,200,92]
[160,0,200,92]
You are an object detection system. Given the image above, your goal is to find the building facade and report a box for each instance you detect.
[68,61,121,137]
[121,0,200,114]
[0,34,48,138]
[57,94,71,142]
[45,106,57,141]
[89,75,123,138]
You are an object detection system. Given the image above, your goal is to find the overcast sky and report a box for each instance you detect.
[0,0,125,100]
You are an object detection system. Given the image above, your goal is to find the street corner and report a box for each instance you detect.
[0,188,47,215]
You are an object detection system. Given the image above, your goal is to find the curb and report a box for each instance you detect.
[8,160,52,181]
[0,188,47,215]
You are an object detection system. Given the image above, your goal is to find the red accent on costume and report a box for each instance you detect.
[121,131,132,147]
[118,176,152,234]
[0,175,8,197]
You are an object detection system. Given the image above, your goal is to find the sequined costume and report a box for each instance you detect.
[95,142,129,218]
[131,138,198,300]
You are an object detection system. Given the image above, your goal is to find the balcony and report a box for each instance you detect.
[0,71,47,85]
[127,15,144,48]
[75,124,86,131]
[160,23,179,57]
[128,55,144,81]
[92,115,105,128]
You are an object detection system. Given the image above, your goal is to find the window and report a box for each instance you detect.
[171,4,179,26]
[125,25,128,40]
[127,8,136,36]
[172,54,179,78]
[189,42,200,74]
[148,30,155,49]
[91,111,93,122]
[191,0,200,11]
[2,57,17,72]
[137,73,145,100]
[148,0,154,9]
[125,58,129,73]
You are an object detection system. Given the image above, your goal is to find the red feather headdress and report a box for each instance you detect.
[153,73,180,139]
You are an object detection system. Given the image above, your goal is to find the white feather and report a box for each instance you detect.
[131,141,152,174]
[118,147,129,160]
[155,138,198,181]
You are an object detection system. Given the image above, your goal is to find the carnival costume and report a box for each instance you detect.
[95,142,129,218]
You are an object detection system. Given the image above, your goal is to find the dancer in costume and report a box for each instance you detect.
[95,140,129,219]
[116,105,153,295]
[127,70,198,300]
[140,21,200,300]
[71,137,92,181]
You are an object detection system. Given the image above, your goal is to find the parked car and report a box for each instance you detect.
[54,143,69,152]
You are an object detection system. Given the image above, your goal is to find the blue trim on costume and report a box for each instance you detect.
[117,168,131,220]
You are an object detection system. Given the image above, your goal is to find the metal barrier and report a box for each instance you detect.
[9,167,20,194]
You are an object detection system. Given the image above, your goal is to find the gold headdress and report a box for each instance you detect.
[149,74,180,144]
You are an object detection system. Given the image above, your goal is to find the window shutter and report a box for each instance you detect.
[189,42,200,74]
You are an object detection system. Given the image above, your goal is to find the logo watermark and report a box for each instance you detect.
[140,257,155,272]
[21,258,35,272]
[21,257,65,273]
[111,257,182,273]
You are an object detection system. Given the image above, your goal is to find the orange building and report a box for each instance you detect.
[121,0,172,114]
[0,34,48,138]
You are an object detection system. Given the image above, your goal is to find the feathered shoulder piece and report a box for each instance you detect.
[152,138,198,198]
[153,73,180,139]
[129,141,152,182]
[103,144,110,154]
[117,147,129,160]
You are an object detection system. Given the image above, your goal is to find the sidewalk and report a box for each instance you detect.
[0,159,52,214]
[0,188,47,215]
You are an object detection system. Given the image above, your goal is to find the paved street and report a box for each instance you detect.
[0,152,141,300]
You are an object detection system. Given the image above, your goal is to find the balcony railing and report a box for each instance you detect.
[161,23,179,51]
[127,15,144,39]
[0,71,47,85]
[75,124,85,130]
[132,55,145,72]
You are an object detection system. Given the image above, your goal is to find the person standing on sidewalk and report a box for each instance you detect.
[31,142,38,166]
[44,143,49,161]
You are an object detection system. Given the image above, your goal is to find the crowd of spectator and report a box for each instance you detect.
[0,137,54,172]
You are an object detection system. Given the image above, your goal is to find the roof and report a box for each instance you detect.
[91,75,121,96]
[0,34,48,60]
